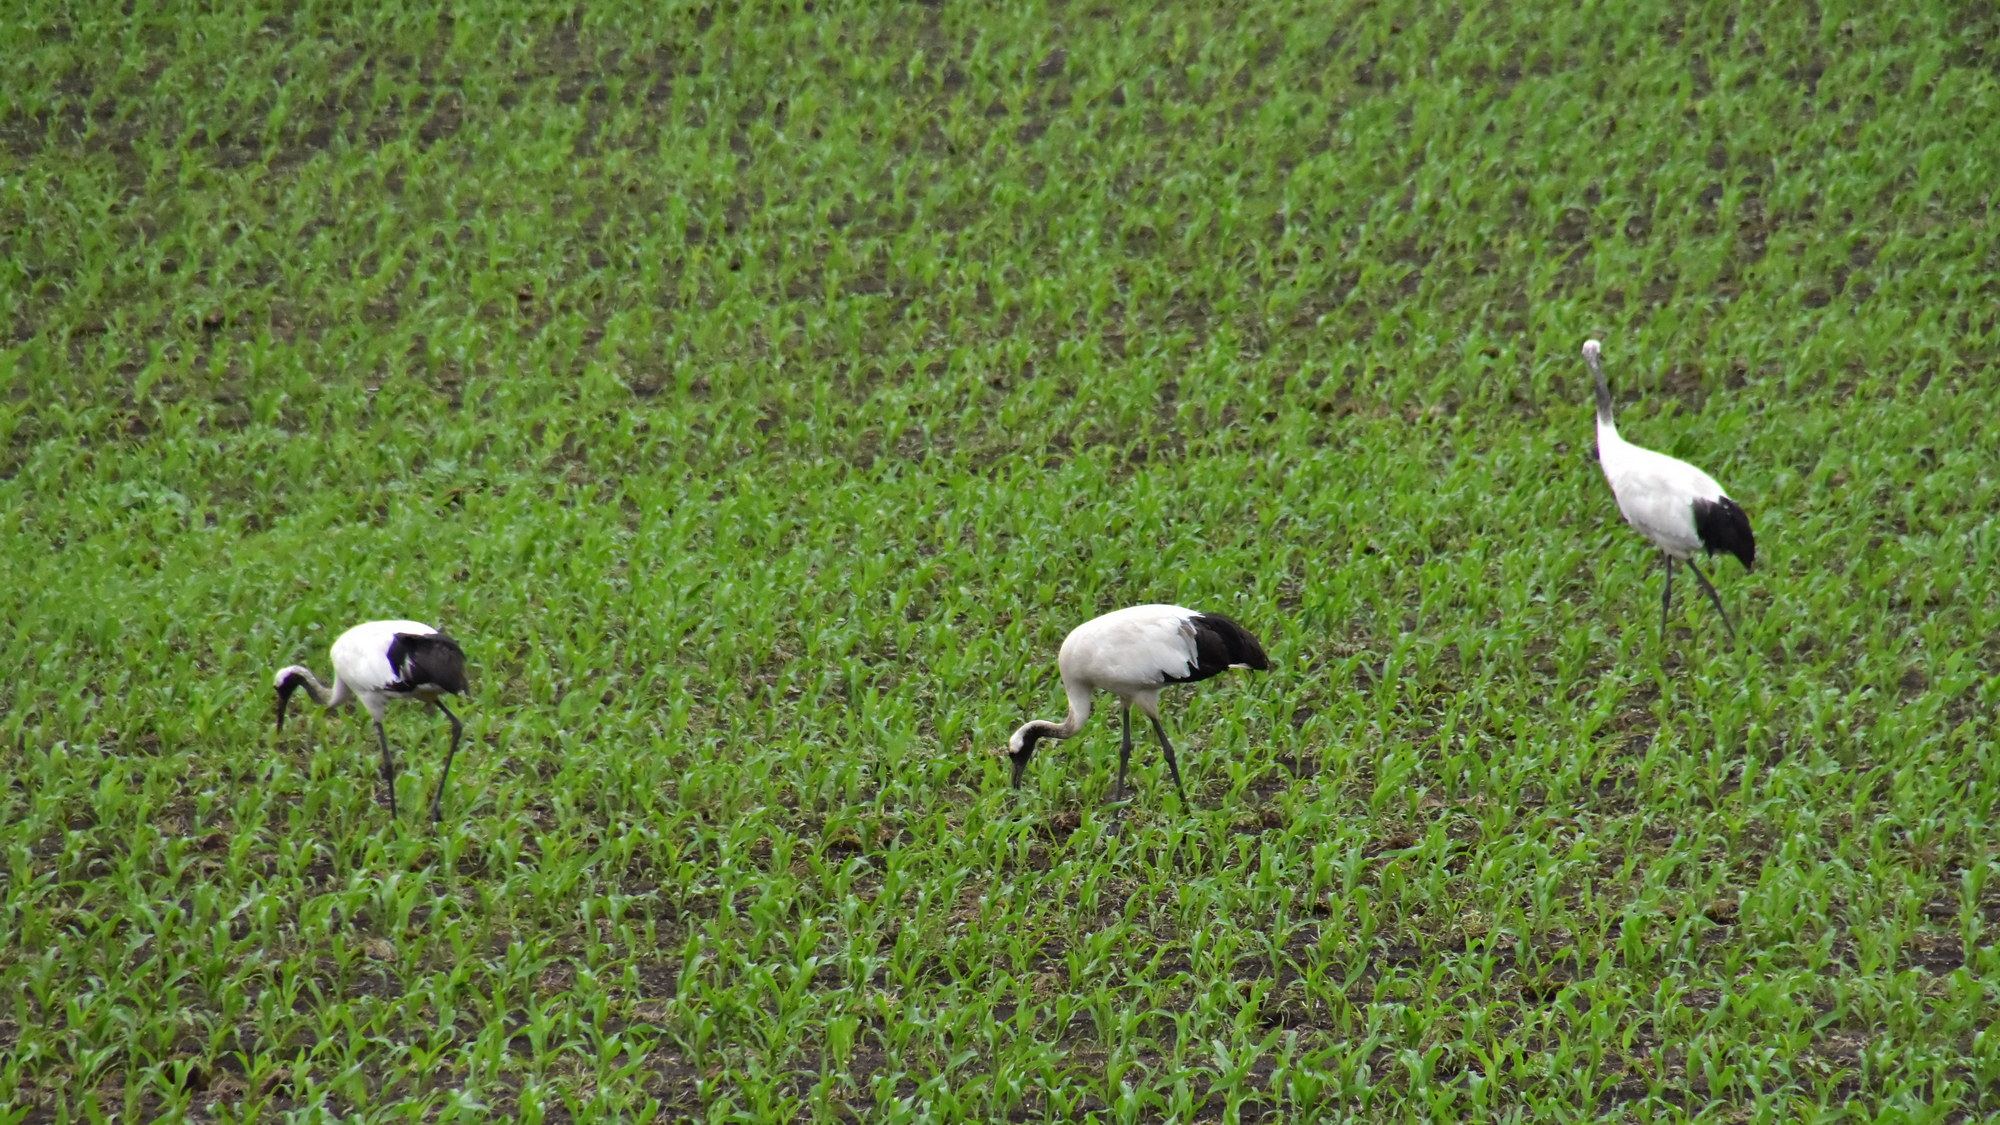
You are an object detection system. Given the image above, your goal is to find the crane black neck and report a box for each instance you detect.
[1591,365,1616,428]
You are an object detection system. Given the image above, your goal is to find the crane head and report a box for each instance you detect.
[1003,722,1050,787]
[273,666,311,733]
[1581,339,1602,363]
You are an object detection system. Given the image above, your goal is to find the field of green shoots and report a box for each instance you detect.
[5,1,2000,1121]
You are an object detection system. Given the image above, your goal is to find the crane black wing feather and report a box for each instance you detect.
[1166,613,1270,683]
[385,632,470,695]
[1692,497,1756,571]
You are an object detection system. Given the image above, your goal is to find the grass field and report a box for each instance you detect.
[5,0,2000,1120]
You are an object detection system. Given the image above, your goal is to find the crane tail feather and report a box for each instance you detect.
[1692,497,1756,572]
[1169,613,1271,683]
[385,632,471,695]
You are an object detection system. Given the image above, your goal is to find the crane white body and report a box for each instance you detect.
[275,619,470,822]
[1584,339,1755,641]
[1002,604,1270,802]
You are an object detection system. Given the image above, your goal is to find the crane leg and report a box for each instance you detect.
[374,720,398,819]
[1660,555,1674,637]
[1148,714,1188,804]
[1686,558,1737,643]
[1114,705,1134,802]
[430,700,464,825]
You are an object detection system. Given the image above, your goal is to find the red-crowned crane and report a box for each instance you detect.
[275,619,470,823]
[1584,338,1756,642]
[1001,604,1270,803]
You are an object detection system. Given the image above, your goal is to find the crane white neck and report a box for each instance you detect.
[1004,683,1092,785]
[1019,684,1093,743]
[1008,681,1094,753]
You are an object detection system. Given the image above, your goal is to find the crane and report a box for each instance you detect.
[1584,338,1756,642]
[1002,604,1270,803]
[275,619,471,823]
